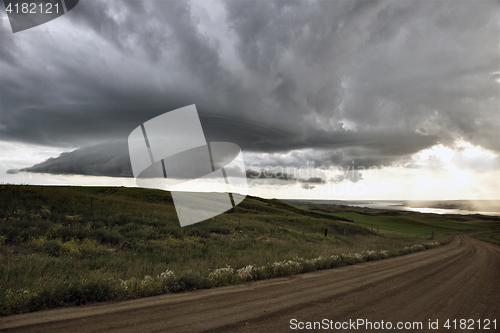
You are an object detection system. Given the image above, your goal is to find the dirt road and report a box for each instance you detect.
[1,235,499,332]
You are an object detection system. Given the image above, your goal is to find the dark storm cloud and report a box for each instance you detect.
[1,0,498,176]
[246,168,295,180]
[19,142,133,177]
[300,177,325,184]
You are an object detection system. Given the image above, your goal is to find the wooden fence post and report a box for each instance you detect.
[325,229,328,237]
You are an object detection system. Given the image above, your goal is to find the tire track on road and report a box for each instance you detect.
[1,235,499,333]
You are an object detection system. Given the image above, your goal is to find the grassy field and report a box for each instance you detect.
[0,185,497,315]
[289,202,495,236]
[471,231,500,247]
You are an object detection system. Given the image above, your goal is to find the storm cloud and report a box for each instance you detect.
[1,0,498,179]
[19,142,133,177]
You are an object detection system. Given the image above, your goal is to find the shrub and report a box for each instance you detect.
[174,270,203,291]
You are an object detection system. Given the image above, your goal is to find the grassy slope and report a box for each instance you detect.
[1,185,497,315]
[289,202,495,236]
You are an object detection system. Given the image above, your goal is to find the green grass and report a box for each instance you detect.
[1,185,495,316]
[290,204,494,236]
[471,231,500,247]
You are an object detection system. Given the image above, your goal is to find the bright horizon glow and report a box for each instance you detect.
[1,140,499,201]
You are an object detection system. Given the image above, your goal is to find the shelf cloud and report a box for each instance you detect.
[1,0,498,184]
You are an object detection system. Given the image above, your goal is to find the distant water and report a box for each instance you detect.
[291,200,500,216]
[399,206,500,216]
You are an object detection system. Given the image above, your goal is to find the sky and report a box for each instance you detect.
[0,0,499,200]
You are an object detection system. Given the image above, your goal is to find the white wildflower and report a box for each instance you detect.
[159,270,175,280]
[209,265,234,279]
[237,265,254,280]
[141,275,153,285]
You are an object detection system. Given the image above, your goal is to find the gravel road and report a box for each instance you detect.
[1,234,499,332]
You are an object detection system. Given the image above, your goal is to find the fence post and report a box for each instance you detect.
[325,229,328,237]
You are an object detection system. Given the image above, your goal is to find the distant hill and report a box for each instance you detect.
[405,200,500,212]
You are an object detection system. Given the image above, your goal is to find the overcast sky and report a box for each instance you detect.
[0,0,499,200]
